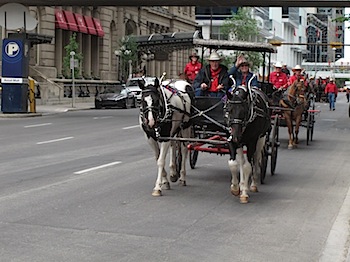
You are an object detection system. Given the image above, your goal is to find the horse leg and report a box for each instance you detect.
[152,141,171,196]
[169,141,179,183]
[146,136,168,184]
[178,141,189,186]
[285,113,294,149]
[239,146,252,204]
[228,148,240,196]
[294,113,302,146]
[250,137,265,192]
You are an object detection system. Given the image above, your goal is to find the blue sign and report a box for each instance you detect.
[2,39,25,78]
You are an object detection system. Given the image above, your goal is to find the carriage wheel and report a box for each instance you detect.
[348,103,350,118]
[260,144,268,184]
[189,150,198,169]
[306,113,313,145]
[270,117,279,176]
[310,113,315,141]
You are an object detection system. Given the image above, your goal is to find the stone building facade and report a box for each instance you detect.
[1,6,197,103]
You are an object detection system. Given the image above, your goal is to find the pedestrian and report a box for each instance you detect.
[192,52,230,98]
[228,54,258,88]
[325,78,338,111]
[184,52,202,84]
[269,61,289,90]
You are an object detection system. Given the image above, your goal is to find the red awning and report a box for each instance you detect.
[63,10,79,32]
[74,13,88,34]
[55,9,68,30]
[84,16,97,36]
[93,18,105,37]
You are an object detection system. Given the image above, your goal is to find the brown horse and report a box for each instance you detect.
[279,79,308,149]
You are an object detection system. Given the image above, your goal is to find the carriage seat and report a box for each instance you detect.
[192,96,226,130]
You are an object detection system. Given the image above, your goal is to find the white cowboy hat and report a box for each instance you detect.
[207,52,222,61]
[274,62,283,68]
[330,78,334,81]
[292,65,303,71]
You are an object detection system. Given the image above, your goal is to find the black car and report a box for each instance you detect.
[95,85,137,109]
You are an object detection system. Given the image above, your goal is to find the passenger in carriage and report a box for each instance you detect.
[269,61,289,90]
[228,54,258,88]
[184,52,202,84]
[281,63,291,77]
[193,52,231,98]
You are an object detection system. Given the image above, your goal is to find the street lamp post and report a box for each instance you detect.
[70,51,76,108]
[332,47,337,78]
[114,50,121,81]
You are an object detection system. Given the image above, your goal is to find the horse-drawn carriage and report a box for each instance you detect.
[139,38,281,203]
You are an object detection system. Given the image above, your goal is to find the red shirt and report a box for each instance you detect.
[288,75,307,87]
[325,83,338,94]
[269,71,288,89]
[184,61,202,82]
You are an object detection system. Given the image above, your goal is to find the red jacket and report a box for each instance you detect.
[269,71,288,89]
[288,75,307,87]
[325,82,338,95]
[184,61,202,82]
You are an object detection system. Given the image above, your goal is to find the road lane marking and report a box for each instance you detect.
[93,116,114,119]
[123,125,140,130]
[24,123,52,128]
[74,161,122,175]
[37,136,74,145]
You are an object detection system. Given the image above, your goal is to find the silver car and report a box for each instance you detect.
[126,77,156,105]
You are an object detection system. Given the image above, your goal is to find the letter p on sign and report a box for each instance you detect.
[5,42,20,57]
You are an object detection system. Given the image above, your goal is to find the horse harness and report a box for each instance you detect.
[140,82,191,140]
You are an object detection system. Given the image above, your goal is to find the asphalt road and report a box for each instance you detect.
[0,95,349,262]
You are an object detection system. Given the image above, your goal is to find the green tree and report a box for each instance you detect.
[63,33,83,78]
[118,36,139,81]
[221,7,263,71]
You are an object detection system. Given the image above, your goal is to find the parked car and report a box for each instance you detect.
[95,85,137,109]
[126,77,156,104]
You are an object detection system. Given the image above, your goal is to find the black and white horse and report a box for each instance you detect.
[224,79,271,203]
[139,77,192,196]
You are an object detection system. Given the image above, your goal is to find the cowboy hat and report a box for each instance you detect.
[274,62,283,68]
[330,78,334,81]
[189,52,200,60]
[207,52,222,61]
[292,65,303,71]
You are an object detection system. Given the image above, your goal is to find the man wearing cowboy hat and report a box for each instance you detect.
[184,52,202,84]
[269,61,289,90]
[281,63,290,77]
[193,51,230,97]
[325,78,338,111]
[228,54,258,88]
[288,64,307,87]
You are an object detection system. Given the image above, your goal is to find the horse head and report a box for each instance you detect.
[139,78,162,129]
[281,79,307,109]
[224,85,251,145]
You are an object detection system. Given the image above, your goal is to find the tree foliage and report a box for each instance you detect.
[63,33,83,78]
[220,7,263,71]
[118,36,139,81]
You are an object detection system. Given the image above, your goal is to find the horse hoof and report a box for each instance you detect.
[170,175,179,183]
[288,145,293,150]
[240,195,249,204]
[250,186,258,192]
[162,182,170,190]
[231,187,240,196]
[179,180,186,186]
[152,190,162,197]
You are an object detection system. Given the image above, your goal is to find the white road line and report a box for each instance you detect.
[123,125,140,130]
[24,123,52,128]
[37,136,74,145]
[74,161,122,175]
[93,116,114,119]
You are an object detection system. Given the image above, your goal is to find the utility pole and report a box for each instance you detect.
[70,51,76,108]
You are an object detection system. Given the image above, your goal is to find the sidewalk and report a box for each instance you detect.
[0,102,94,118]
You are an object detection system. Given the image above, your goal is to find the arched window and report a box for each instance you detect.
[125,20,136,36]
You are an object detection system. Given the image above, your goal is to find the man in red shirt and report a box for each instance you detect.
[184,52,202,84]
[269,62,289,90]
[325,78,338,111]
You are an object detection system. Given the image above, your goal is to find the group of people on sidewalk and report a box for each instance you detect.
[183,51,340,111]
